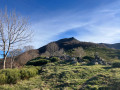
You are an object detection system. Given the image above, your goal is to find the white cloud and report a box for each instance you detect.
[31,12,93,48]
[30,0,120,48]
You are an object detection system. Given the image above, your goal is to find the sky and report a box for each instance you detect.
[0,0,120,49]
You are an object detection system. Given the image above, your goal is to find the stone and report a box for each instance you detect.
[94,62,98,65]
[71,60,78,64]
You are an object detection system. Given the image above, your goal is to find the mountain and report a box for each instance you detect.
[38,37,106,53]
[1,37,120,69]
[100,43,120,49]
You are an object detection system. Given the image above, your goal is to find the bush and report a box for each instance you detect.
[0,66,40,84]
[26,59,49,66]
[1,69,20,84]
[83,56,94,61]
[0,74,7,84]
[20,67,38,80]
[32,56,46,60]
[50,57,60,62]
[112,62,120,68]
[82,59,90,63]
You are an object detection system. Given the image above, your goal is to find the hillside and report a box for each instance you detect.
[0,61,120,90]
[101,43,120,49]
[39,37,107,53]
[1,37,120,69]
[0,37,120,89]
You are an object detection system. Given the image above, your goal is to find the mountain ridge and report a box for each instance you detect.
[1,37,120,69]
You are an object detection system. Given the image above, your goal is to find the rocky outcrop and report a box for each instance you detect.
[91,53,107,65]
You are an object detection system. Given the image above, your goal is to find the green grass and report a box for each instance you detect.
[84,47,120,62]
[66,47,120,64]
[0,66,41,85]
[0,60,120,90]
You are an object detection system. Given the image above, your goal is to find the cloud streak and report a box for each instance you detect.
[30,0,120,48]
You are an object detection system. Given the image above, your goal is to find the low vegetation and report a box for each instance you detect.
[0,66,41,85]
[26,56,60,66]
[1,46,120,90]
[85,47,120,62]
[112,61,120,68]
[0,59,120,90]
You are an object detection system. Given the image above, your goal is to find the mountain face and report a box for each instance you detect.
[38,37,106,54]
[14,37,107,67]
[100,43,120,49]
[1,37,120,69]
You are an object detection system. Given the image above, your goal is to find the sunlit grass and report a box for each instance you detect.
[0,61,120,90]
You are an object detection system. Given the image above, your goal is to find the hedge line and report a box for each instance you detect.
[26,57,60,66]
[0,66,41,84]
[112,62,120,68]
[26,59,50,66]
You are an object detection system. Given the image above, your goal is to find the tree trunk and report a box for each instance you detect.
[10,58,13,69]
[3,45,11,69]
[10,58,14,69]
[3,57,7,69]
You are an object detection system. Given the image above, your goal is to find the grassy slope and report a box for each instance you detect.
[66,47,120,63]
[85,47,120,62]
[0,61,120,90]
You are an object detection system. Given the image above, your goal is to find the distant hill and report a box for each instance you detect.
[100,43,120,49]
[1,37,120,69]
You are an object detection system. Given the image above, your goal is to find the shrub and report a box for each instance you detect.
[50,57,60,62]
[33,56,46,60]
[20,67,39,80]
[82,59,90,63]
[83,56,94,61]
[0,66,40,84]
[26,59,49,66]
[112,62,120,68]
[1,69,20,84]
[0,74,7,84]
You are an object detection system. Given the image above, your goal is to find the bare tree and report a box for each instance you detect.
[9,49,22,68]
[0,9,32,69]
[54,48,64,56]
[46,42,59,56]
[23,45,34,52]
[71,47,85,57]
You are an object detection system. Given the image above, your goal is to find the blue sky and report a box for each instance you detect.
[0,0,120,48]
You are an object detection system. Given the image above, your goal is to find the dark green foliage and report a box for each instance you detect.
[112,62,120,68]
[26,56,60,66]
[82,59,90,63]
[83,56,94,61]
[26,59,49,66]
[32,56,46,60]
[50,57,60,62]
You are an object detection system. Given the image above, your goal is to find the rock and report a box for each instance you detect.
[94,62,98,65]
[82,62,86,64]
[90,53,107,65]
[71,60,78,64]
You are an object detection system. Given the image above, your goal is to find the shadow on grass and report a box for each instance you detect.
[102,66,112,70]
[79,74,111,90]
[55,82,77,88]
[79,73,120,90]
